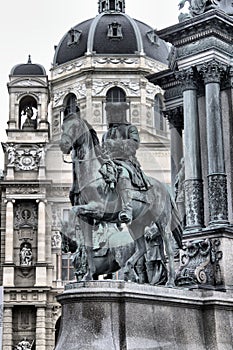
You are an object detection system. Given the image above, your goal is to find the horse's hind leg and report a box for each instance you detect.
[162,223,175,288]
[124,227,146,283]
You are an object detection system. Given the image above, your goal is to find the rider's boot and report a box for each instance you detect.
[118,178,133,224]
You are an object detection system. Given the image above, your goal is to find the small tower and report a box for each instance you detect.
[98,0,125,13]
[1,56,54,349]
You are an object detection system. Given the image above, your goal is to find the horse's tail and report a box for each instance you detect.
[170,197,183,249]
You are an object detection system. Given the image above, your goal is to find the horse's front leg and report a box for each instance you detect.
[82,223,96,281]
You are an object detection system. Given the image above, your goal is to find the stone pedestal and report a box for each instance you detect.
[55,280,233,350]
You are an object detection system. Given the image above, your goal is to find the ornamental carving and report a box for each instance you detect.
[176,238,223,287]
[175,68,198,91]
[208,174,228,223]
[6,185,43,195]
[53,83,86,107]
[53,60,84,76]
[93,57,138,65]
[92,81,111,95]
[14,202,38,231]
[165,106,184,131]
[2,143,45,171]
[184,179,204,229]
[198,59,228,84]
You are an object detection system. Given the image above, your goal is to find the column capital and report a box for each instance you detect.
[4,199,15,205]
[36,199,47,204]
[198,59,228,84]
[175,68,198,91]
[164,106,184,131]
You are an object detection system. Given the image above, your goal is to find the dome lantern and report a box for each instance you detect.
[98,0,125,13]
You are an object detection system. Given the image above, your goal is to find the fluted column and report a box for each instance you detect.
[199,60,229,225]
[177,68,204,230]
[35,200,47,286]
[35,307,46,350]
[3,200,15,286]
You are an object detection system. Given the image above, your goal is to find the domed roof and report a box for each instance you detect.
[11,55,47,76]
[53,3,169,66]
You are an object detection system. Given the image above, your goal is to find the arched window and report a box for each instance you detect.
[106,87,126,103]
[63,93,79,118]
[154,94,164,131]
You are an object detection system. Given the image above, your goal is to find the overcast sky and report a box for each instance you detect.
[0,0,180,167]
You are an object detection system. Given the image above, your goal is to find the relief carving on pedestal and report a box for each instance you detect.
[176,238,223,287]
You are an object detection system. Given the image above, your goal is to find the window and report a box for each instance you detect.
[67,28,82,47]
[109,0,115,10]
[154,95,164,131]
[106,87,126,103]
[62,253,75,282]
[107,22,123,39]
[63,93,79,118]
[147,30,160,46]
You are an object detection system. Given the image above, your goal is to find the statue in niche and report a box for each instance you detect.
[52,231,62,249]
[20,243,32,266]
[22,106,37,130]
[15,337,34,350]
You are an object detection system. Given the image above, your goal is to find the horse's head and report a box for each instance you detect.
[59,112,83,154]
[59,112,100,158]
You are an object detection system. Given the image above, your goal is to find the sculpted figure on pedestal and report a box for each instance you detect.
[59,105,183,287]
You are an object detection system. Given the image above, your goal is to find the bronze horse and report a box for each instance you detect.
[59,112,182,287]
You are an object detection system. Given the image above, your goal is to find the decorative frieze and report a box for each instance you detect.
[176,238,223,287]
[93,57,138,65]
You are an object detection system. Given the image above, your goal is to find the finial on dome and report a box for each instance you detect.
[98,0,125,13]
[27,55,32,64]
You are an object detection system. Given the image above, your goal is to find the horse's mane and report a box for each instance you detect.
[83,119,100,147]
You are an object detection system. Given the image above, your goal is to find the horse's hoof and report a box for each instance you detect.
[165,281,175,288]
[82,273,92,281]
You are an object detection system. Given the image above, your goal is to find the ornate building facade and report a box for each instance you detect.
[0,1,171,349]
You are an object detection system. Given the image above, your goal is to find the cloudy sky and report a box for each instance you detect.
[0,0,180,167]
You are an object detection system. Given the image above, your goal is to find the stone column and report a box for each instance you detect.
[35,307,46,350]
[199,60,229,225]
[2,307,13,350]
[165,106,184,189]
[3,200,15,286]
[177,68,204,230]
[35,200,47,286]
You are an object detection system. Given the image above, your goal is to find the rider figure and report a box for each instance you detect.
[101,102,151,224]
